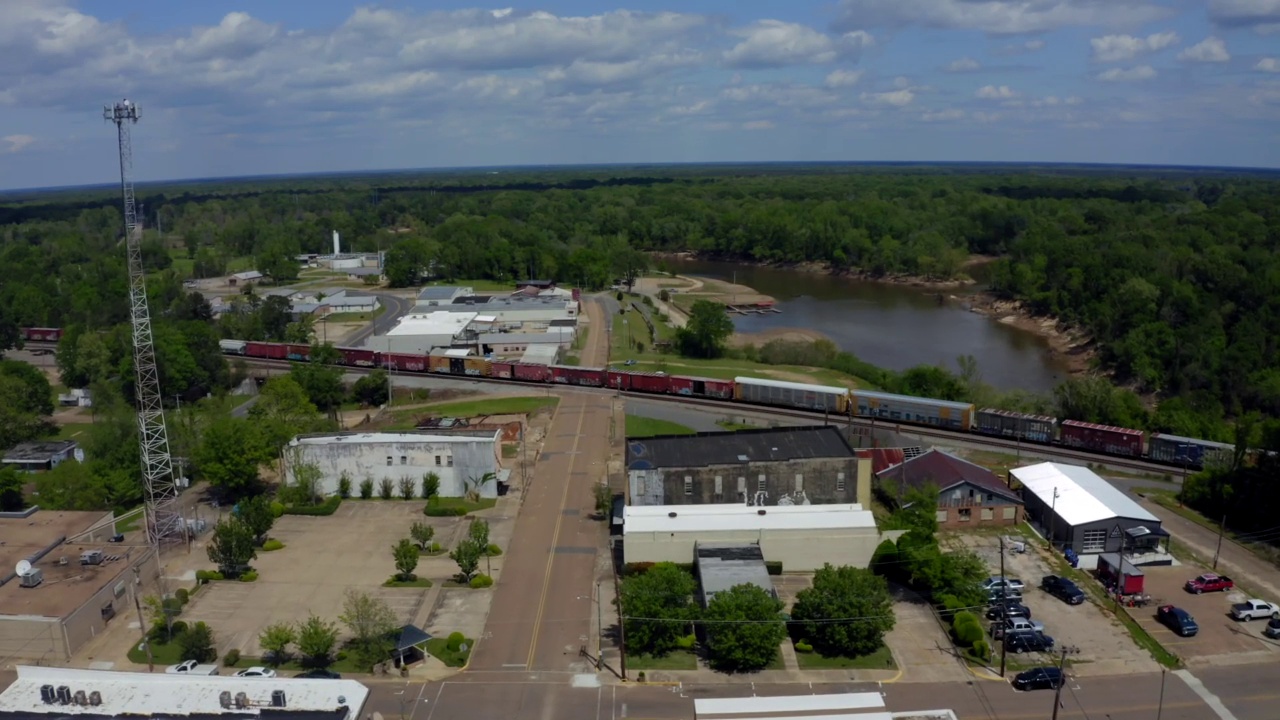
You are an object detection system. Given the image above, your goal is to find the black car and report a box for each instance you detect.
[295,669,342,679]
[1005,630,1055,654]
[1041,575,1086,605]
[1156,605,1199,637]
[1012,666,1065,691]
[986,599,1031,621]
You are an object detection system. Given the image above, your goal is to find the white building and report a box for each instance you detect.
[623,503,902,571]
[374,311,478,354]
[0,666,369,720]
[284,430,503,498]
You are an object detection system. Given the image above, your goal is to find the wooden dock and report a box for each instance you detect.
[726,303,781,315]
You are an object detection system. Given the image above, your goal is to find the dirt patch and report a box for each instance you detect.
[728,326,831,348]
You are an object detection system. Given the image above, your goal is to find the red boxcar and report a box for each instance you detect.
[246,341,288,360]
[336,347,379,367]
[1059,420,1144,458]
[284,344,311,362]
[383,352,427,373]
[22,327,63,342]
[670,375,735,399]
[491,361,516,379]
[550,365,607,387]
[513,362,552,383]
[631,372,673,394]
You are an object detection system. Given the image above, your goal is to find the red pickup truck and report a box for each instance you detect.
[1185,573,1234,594]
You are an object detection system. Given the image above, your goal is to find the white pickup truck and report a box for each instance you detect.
[165,659,220,675]
[1230,599,1280,621]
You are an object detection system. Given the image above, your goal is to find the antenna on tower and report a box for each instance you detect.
[103,99,183,548]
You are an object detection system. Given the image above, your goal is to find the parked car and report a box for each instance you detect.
[234,667,278,678]
[1156,605,1199,637]
[1005,630,1055,654]
[1185,573,1234,594]
[1041,575,1086,605]
[1231,599,1280,621]
[986,599,1031,621]
[982,576,1026,594]
[295,669,342,679]
[989,617,1046,640]
[1264,618,1280,639]
[164,659,219,676]
[1012,666,1065,691]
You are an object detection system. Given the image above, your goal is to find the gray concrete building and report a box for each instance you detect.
[284,430,504,498]
[695,542,775,607]
[626,426,871,508]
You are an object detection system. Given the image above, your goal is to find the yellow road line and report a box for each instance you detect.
[526,397,589,668]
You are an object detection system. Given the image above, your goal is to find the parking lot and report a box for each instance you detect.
[182,500,505,657]
[955,533,1160,677]
[1129,563,1280,665]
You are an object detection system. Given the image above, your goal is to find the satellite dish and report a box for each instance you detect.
[16,560,32,576]
[73,448,85,463]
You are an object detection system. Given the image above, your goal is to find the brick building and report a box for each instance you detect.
[875,449,1023,528]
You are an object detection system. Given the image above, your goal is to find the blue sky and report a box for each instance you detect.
[2,0,1279,189]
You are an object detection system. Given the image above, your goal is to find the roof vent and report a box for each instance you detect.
[668,511,677,518]
[757,509,766,516]
[270,690,287,708]
[219,692,232,709]
[74,690,88,706]
[89,692,102,707]
[234,692,249,710]
[338,696,347,706]
[39,685,55,705]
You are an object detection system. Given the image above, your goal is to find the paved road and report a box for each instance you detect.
[367,665,1280,720]
[347,292,412,347]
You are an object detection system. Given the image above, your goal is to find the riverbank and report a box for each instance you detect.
[651,251,979,290]
[961,294,1097,375]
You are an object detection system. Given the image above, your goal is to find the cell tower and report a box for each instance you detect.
[104,99,183,547]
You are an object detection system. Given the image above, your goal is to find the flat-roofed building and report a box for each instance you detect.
[2,441,80,473]
[374,311,478,354]
[284,430,504,498]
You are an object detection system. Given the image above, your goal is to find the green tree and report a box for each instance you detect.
[392,538,420,581]
[619,563,697,656]
[398,475,415,500]
[464,472,495,503]
[450,539,482,582]
[0,466,27,511]
[352,370,390,407]
[676,300,734,358]
[338,589,399,667]
[421,472,440,499]
[409,521,435,550]
[237,494,275,545]
[206,517,257,577]
[258,622,297,665]
[287,459,325,506]
[250,375,325,450]
[179,621,217,663]
[196,418,269,497]
[468,518,490,550]
[0,363,56,449]
[791,565,895,657]
[289,345,345,410]
[703,584,786,672]
[296,614,341,667]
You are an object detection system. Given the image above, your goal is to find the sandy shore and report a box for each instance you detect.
[727,327,832,348]
[963,294,1097,375]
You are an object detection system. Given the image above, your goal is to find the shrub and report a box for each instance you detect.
[399,476,416,500]
[174,588,190,605]
[262,539,285,551]
[622,562,655,577]
[196,570,224,583]
[338,472,353,498]
[795,641,814,654]
[972,639,991,660]
[284,496,342,516]
[425,506,466,517]
[951,611,983,647]
[764,561,783,576]
[162,597,182,614]
[485,544,502,557]
[359,478,374,499]
[269,501,285,518]
[239,570,259,582]
[223,648,241,667]
[675,634,696,650]
[169,620,188,636]
[447,632,466,652]
[469,574,493,589]
[379,477,395,499]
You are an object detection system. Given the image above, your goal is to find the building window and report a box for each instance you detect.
[1082,529,1107,553]
[1003,507,1016,520]
[757,475,766,493]
[684,477,693,496]
[981,508,994,521]
[714,476,723,495]
[958,508,972,522]
[936,509,948,523]
[447,456,453,467]
[435,455,442,466]
[794,474,803,492]
[400,456,407,465]
[836,472,845,492]
[386,456,393,466]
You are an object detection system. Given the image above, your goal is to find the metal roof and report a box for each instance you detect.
[1011,462,1159,527]
[734,376,848,395]
[417,286,470,300]
[385,312,477,337]
[623,503,875,535]
[1060,419,1144,436]
[520,345,559,364]
[289,430,499,446]
[978,408,1058,423]
[855,389,973,411]
[878,449,1022,504]
[2,441,78,463]
[626,426,855,470]
[695,543,774,604]
[1150,433,1234,449]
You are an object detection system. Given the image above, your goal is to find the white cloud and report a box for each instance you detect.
[833,0,1174,35]
[1090,31,1179,62]
[824,69,864,88]
[722,20,871,68]
[1257,57,1280,72]
[922,108,965,121]
[946,57,981,72]
[1178,37,1231,62]
[742,120,775,130]
[2,134,35,153]
[861,88,915,106]
[976,84,1018,99]
[1098,64,1158,81]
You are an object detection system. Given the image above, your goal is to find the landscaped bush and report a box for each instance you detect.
[262,539,285,551]
[469,574,493,589]
[426,542,445,555]
[223,648,240,666]
[485,544,502,557]
[425,506,466,517]
[676,634,696,650]
[447,632,466,651]
[162,597,182,614]
[269,501,285,518]
[795,640,814,653]
[972,639,991,661]
[174,588,189,605]
[239,570,259,582]
[284,496,342,516]
[622,562,655,577]
[169,621,189,636]
[951,611,983,647]
[196,570,224,583]
[359,478,374,499]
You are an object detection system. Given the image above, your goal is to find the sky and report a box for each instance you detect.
[1,0,1279,190]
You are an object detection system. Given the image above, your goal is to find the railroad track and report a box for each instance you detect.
[233,355,1181,478]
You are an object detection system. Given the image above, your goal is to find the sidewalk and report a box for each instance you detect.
[1135,495,1280,599]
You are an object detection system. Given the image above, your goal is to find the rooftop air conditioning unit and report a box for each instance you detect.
[81,550,104,566]
[74,690,87,706]
[219,692,232,709]
[39,685,55,704]
[270,690,287,708]
[234,692,249,710]
[56,686,71,705]
[20,569,43,588]
[89,692,102,707]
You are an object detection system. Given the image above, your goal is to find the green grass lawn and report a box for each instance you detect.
[794,644,896,670]
[128,639,184,666]
[383,576,434,588]
[426,497,498,513]
[628,650,698,670]
[420,396,559,418]
[426,637,473,667]
[231,653,370,675]
[115,509,143,534]
[625,414,695,438]
[49,422,94,441]
[424,278,517,292]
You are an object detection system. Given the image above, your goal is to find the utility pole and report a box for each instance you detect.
[999,536,1007,677]
[386,338,393,407]
[1213,514,1226,570]
[1049,645,1077,720]
[1156,667,1167,720]
[1049,487,1060,550]
[596,581,604,668]
[132,567,153,672]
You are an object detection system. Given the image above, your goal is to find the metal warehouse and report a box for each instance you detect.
[622,503,901,571]
[284,430,504,499]
[626,426,870,507]
[1012,462,1169,566]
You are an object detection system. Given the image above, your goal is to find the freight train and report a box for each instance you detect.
[210,337,1235,470]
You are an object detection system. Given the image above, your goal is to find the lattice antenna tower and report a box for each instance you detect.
[104,99,183,547]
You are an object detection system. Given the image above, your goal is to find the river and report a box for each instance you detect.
[662,258,1070,393]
